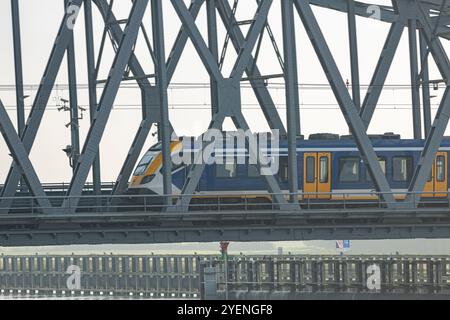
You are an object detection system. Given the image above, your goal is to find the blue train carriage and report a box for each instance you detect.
[128,133,450,205]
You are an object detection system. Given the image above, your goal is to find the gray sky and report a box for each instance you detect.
[1,0,449,182]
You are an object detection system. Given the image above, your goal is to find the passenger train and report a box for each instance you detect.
[128,133,450,203]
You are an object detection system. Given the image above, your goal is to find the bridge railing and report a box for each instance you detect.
[0,190,449,215]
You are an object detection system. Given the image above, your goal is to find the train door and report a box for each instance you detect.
[303,153,331,199]
[423,152,448,197]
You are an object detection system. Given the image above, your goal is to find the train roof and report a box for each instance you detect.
[149,133,450,152]
[278,138,450,148]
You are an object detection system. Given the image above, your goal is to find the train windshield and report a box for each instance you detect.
[134,144,161,176]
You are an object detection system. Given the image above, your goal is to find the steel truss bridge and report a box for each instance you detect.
[2,0,450,246]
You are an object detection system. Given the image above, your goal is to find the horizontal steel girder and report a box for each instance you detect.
[0,207,449,246]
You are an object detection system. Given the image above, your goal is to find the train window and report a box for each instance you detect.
[393,157,413,182]
[319,157,329,183]
[278,157,289,181]
[306,156,315,183]
[366,158,386,181]
[339,157,360,182]
[437,156,446,182]
[216,162,237,178]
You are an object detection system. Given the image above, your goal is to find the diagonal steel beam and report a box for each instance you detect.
[170,0,224,82]
[294,0,396,207]
[98,0,204,197]
[95,0,160,198]
[63,0,149,210]
[215,0,286,135]
[0,100,52,213]
[166,0,292,209]
[172,113,226,210]
[230,113,294,210]
[169,0,290,211]
[229,0,273,81]
[171,111,291,211]
[360,19,405,128]
[94,0,155,109]
[167,0,205,83]
[0,0,84,211]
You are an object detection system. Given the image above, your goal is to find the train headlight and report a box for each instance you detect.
[141,174,156,185]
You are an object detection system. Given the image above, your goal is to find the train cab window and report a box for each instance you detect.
[393,157,413,182]
[339,157,360,182]
[366,158,386,181]
[437,155,446,182]
[279,157,289,182]
[134,151,158,176]
[319,156,329,183]
[216,162,237,178]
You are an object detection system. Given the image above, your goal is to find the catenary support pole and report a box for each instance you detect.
[84,0,102,195]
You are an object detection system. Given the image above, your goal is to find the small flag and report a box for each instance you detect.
[336,240,350,249]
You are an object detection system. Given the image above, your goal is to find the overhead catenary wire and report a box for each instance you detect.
[0,82,445,91]
[1,103,445,111]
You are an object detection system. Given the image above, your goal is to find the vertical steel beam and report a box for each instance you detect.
[0,100,51,212]
[347,0,361,110]
[65,0,81,169]
[294,0,396,207]
[11,0,26,192]
[152,0,172,206]
[84,0,102,195]
[11,0,25,135]
[408,19,422,139]
[207,0,220,117]
[420,31,432,137]
[0,0,84,210]
[281,0,299,202]
[63,0,149,209]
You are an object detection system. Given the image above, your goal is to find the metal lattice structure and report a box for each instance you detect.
[2,0,450,246]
